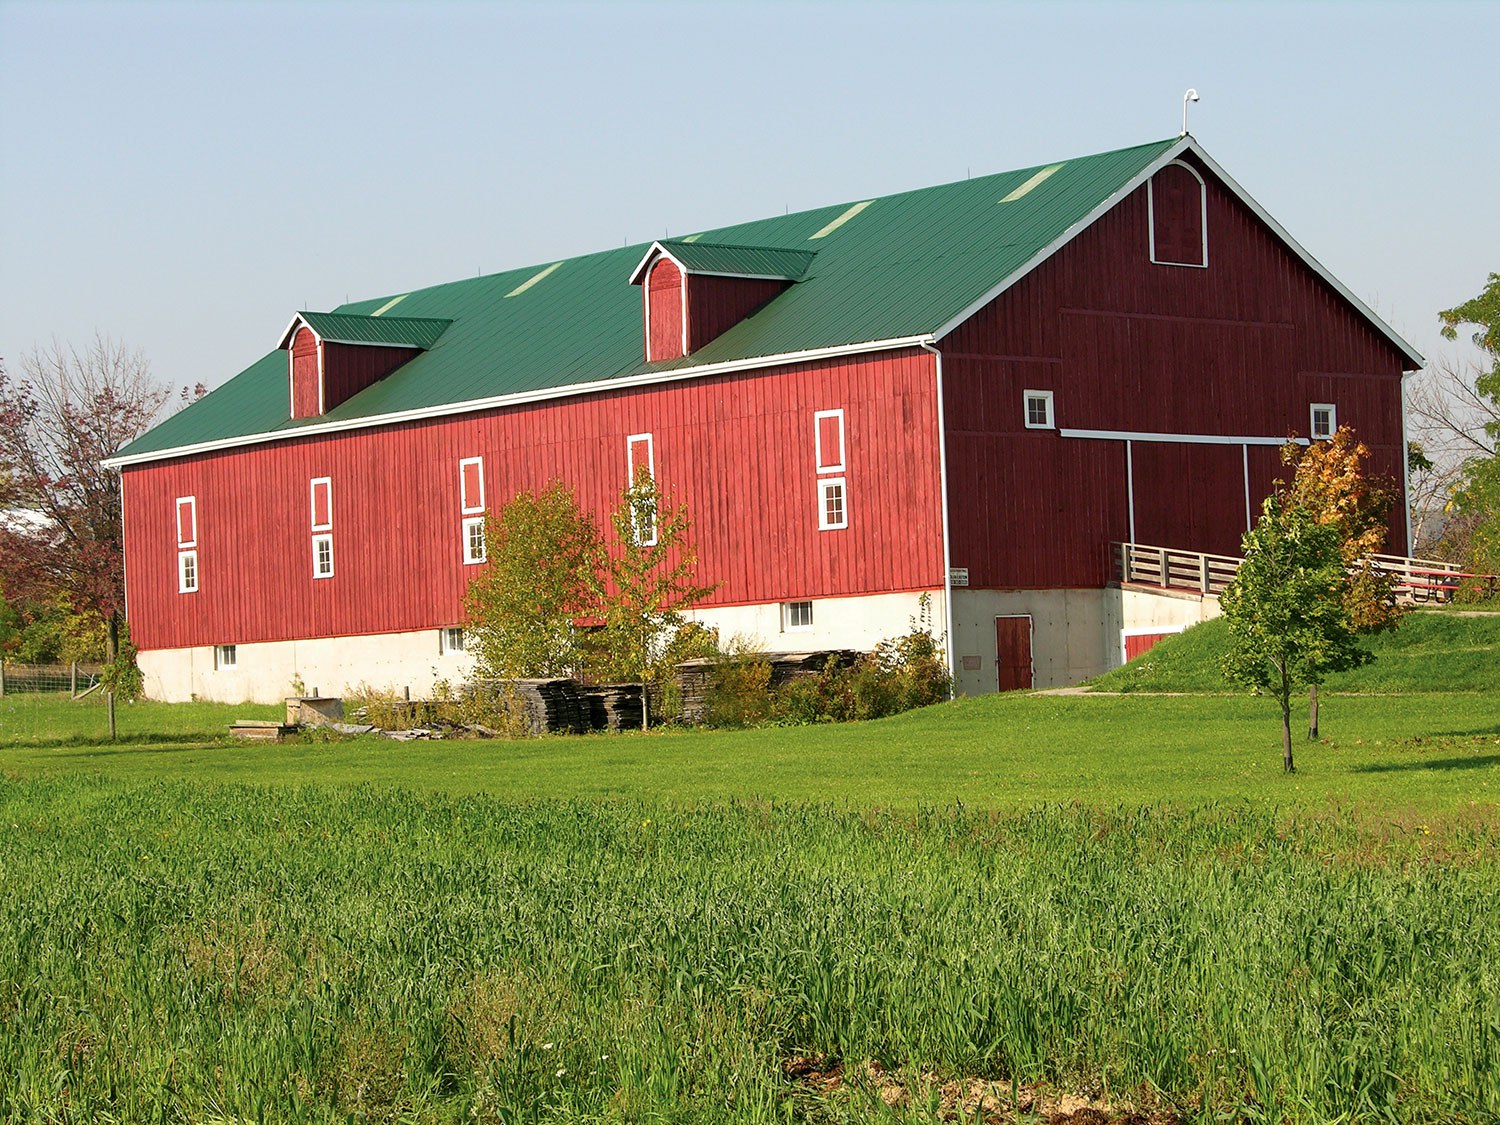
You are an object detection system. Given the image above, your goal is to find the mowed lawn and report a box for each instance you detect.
[2,687,1499,813]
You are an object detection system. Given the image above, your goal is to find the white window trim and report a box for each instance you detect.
[175,496,197,548]
[309,476,333,531]
[1147,159,1209,269]
[215,643,237,670]
[459,456,485,515]
[626,432,658,547]
[626,432,655,482]
[177,549,198,594]
[441,626,465,654]
[783,600,814,632]
[311,532,334,579]
[1311,403,1337,440]
[814,409,845,474]
[1023,390,1055,430]
[462,515,487,564]
[818,476,848,531]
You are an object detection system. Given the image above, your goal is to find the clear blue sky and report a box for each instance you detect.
[1,0,1494,393]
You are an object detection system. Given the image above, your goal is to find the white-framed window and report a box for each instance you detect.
[312,533,334,578]
[818,477,847,531]
[462,516,487,564]
[1311,403,1336,440]
[459,457,485,515]
[1148,159,1209,269]
[441,627,465,654]
[783,600,814,632]
[177,549,198,594]
[309,476,333,532]
[814,409,845,474]
[175,496,197,548]
[1024,390,1055,430]
[626,432,657,546]
[215,644,237,670]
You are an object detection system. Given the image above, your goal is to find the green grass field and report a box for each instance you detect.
[2,611,1498,1122]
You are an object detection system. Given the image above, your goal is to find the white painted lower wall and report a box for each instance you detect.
[139,589,947,704]
[682,590,946,657]
[139,629,477,704]
[139,584,1219,704]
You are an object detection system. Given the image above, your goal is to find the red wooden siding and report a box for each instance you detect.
[685,275,788,352]
[321,342,420,413]
[122,348,943,651]
[816,412,844,471]
[940,152,1409,589]
[647,258,685,362]
[175,497,196,546]
[291,328,320,418]
[1150,163,1205,266]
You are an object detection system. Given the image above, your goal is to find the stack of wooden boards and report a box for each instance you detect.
[674,650,861,724]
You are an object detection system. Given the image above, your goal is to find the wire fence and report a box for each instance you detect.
[0,663,104,697]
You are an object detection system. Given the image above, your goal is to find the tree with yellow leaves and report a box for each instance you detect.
[1277,426,1403,736]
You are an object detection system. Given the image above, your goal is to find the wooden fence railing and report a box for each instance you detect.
[1113,543,1496,604]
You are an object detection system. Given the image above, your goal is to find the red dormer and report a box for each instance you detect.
[629,241,814,362]
[279,311,451,418]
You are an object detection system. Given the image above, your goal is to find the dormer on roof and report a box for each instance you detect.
[278,311,452,418]
[629,240,815,363]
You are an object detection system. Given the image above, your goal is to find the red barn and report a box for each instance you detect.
[106,137,1421,702]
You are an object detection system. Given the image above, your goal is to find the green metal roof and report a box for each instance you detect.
[294,311,452,349]
[650,241,817,281]
[114,137,1218,461]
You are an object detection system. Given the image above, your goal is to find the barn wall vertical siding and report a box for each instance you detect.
[321,343,420,412]
[940,152,1409,589]
[123,348,943,651]
[290,329,317,418]
[647,259,685,361]
[685,276,788,352]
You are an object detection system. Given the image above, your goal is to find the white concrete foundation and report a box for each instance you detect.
[139,629,477,704]
[949,584,1222,695]
[139,589,947,704]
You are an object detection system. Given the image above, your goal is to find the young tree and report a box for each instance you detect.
[1220,493,1370,773]
[590,467,714,728]
[1278,426,1403,736]
[0,339,180,734]
[462,481,604,680]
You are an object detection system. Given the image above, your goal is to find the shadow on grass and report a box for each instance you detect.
[1434,725,1500,738]
[1353,754,1500,774]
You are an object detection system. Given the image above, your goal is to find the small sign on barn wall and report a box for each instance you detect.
[948,567,970,587]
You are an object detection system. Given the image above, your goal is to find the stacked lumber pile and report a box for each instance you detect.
[673,650,863,723]
[229,720,298,743]
[579,683,644,732]
[509,678,588,735]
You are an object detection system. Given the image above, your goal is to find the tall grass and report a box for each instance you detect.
[2,777,1495,1122]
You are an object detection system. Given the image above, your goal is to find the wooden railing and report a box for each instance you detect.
[1112,542,1494,604]
[1114,542,1242,596]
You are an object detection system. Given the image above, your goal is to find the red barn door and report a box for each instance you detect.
[995,616,1033,691]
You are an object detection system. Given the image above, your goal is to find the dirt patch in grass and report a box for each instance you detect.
[781,1054,1181,1123]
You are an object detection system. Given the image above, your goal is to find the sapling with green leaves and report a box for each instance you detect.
[1220,492,1370,772]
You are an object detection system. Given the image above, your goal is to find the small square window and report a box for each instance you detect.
[178,549,198,594]
[1311,403,1336,440]
[312,533,334,579]
[784,601,814,631]
[462,516,487,564]
[1024,390,1054,430]
[818,477,847,530]
[215,644,237,670]
[441,627,465,654]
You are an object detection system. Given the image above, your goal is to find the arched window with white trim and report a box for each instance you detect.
[1148,161,1208,268]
